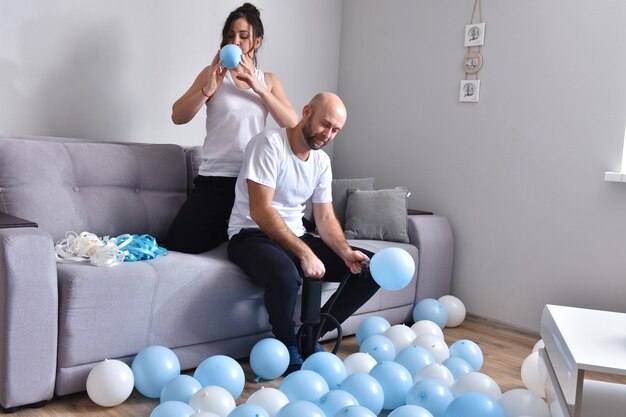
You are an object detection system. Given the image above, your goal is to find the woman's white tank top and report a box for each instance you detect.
[198,68,268,177]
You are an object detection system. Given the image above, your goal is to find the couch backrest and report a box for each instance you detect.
[0,135,188,243]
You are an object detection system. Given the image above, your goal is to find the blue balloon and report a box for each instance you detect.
[412,299,448,329]
[339,373,384,415]
[369,247,415,290]
[149,400,195,417]
[356,316,390,345]
[220,44,243,68]
[388,404,434,417]
[316,389,359,417]
[359,334,396,362]
[275,400,325,417]
[302,351,347,389]
[250,338,289,380]
[227,403,270,417]
[333,404,377,417]
[444,392,506,417]
[405,378,454,417]
[369,361,413,410]
[131,345,181,398]
[394,345,436,377]
[279,369,329,403]
[449,339,483,371]
[442,357,474,380]
[193,355,245,400]
[159,374,202,404]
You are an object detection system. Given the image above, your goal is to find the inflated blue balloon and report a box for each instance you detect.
[339,373,384,415]
[302,351,347,389]
[333,404,377,417]
[369,247,415,290]
[149,400,195,417]
[369,361,413,410]
[193,355,245,400]
[356,316,390,345]
[316,389,359,417]
[279,369,329,403]
[412,299,449,329]
[359,334,396,362]
[159,374,202,404]
[405,378,454,417]
[250,338,289,380]
[220,44,243,68]
[442,356,474,380]
[131,345,181,399]
[394,345,436,377]
[444,392,506,417]
[388,404,434,417]
[227,403,270,417]
[275,400,325,417]
[449,339,483,372]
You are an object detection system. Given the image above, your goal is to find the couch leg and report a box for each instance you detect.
[2,400,48,413]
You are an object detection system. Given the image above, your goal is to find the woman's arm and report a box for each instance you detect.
[171,51,226,125]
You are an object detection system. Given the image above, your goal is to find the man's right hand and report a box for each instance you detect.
[300,253,326,279]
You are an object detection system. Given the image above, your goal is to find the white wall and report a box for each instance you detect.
[334,0,626,331]
[0,0,342,146]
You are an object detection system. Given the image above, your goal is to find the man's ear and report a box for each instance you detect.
[302,104,312,119]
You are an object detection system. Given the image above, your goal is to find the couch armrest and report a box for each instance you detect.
[407,215,454,303]
[0,226,58,409]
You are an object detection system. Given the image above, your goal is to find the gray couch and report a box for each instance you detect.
[0,134,454,411]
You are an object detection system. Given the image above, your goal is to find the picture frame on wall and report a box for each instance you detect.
[464,22,485,47]
[459,80,480,102]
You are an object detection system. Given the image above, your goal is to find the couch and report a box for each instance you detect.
[0,134,454,411]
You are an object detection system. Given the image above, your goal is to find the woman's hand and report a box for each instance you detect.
[205,50,227,96]
[235,54,264,94]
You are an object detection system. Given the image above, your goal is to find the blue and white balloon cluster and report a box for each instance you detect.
[85,291,549,416]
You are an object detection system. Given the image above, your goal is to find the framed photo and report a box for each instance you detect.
[459,80,480,102]
[464,22,485,47]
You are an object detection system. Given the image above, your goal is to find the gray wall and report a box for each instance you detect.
[334,0,626,331]
[0,0,342,146]
[3,0,626,332]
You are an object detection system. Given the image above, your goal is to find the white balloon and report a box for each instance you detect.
[343,352,378,376]
[521,352,548,397]
[532,339,545,353]
[189,386,236,417]
[86,359,134,407]
[384,324,417,353]
[451,372,502,401]
[414,363,455,387]
[498,388,551,417]
[413,334,450,363]
[410,320,444,340]
[438,295,466,327]
[246,387,289,417]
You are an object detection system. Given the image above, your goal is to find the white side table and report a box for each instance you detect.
[540,304,626,417]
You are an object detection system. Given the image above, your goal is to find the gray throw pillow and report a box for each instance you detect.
[304,177,375,229]
[331,178,375,227]
[343,187,410,243]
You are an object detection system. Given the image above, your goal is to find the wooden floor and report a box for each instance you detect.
[6,316,542,417]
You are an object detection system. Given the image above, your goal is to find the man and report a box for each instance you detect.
[227,92,380,374]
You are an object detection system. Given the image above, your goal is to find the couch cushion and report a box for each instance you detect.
[0,135,188,242]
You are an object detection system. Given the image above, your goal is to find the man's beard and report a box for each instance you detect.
[303,118,325,150]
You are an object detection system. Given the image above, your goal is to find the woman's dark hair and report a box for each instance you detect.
[220,3,264,64]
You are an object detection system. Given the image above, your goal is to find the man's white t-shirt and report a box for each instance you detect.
[228,128,332,239]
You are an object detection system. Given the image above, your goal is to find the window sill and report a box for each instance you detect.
[605,172,626,182]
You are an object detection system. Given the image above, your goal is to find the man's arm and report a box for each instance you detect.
[312,202,369,274]
[247,179,326,279]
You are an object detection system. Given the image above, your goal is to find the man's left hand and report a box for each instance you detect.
[343,250,369,275]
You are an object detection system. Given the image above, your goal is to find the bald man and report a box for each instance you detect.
[227,92,380,374]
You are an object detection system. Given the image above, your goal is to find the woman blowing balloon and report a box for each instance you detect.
[166,3,298,253]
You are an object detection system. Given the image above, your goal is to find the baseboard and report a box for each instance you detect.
[465,312,541,340]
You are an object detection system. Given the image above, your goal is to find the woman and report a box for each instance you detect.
[166,3,298,253]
